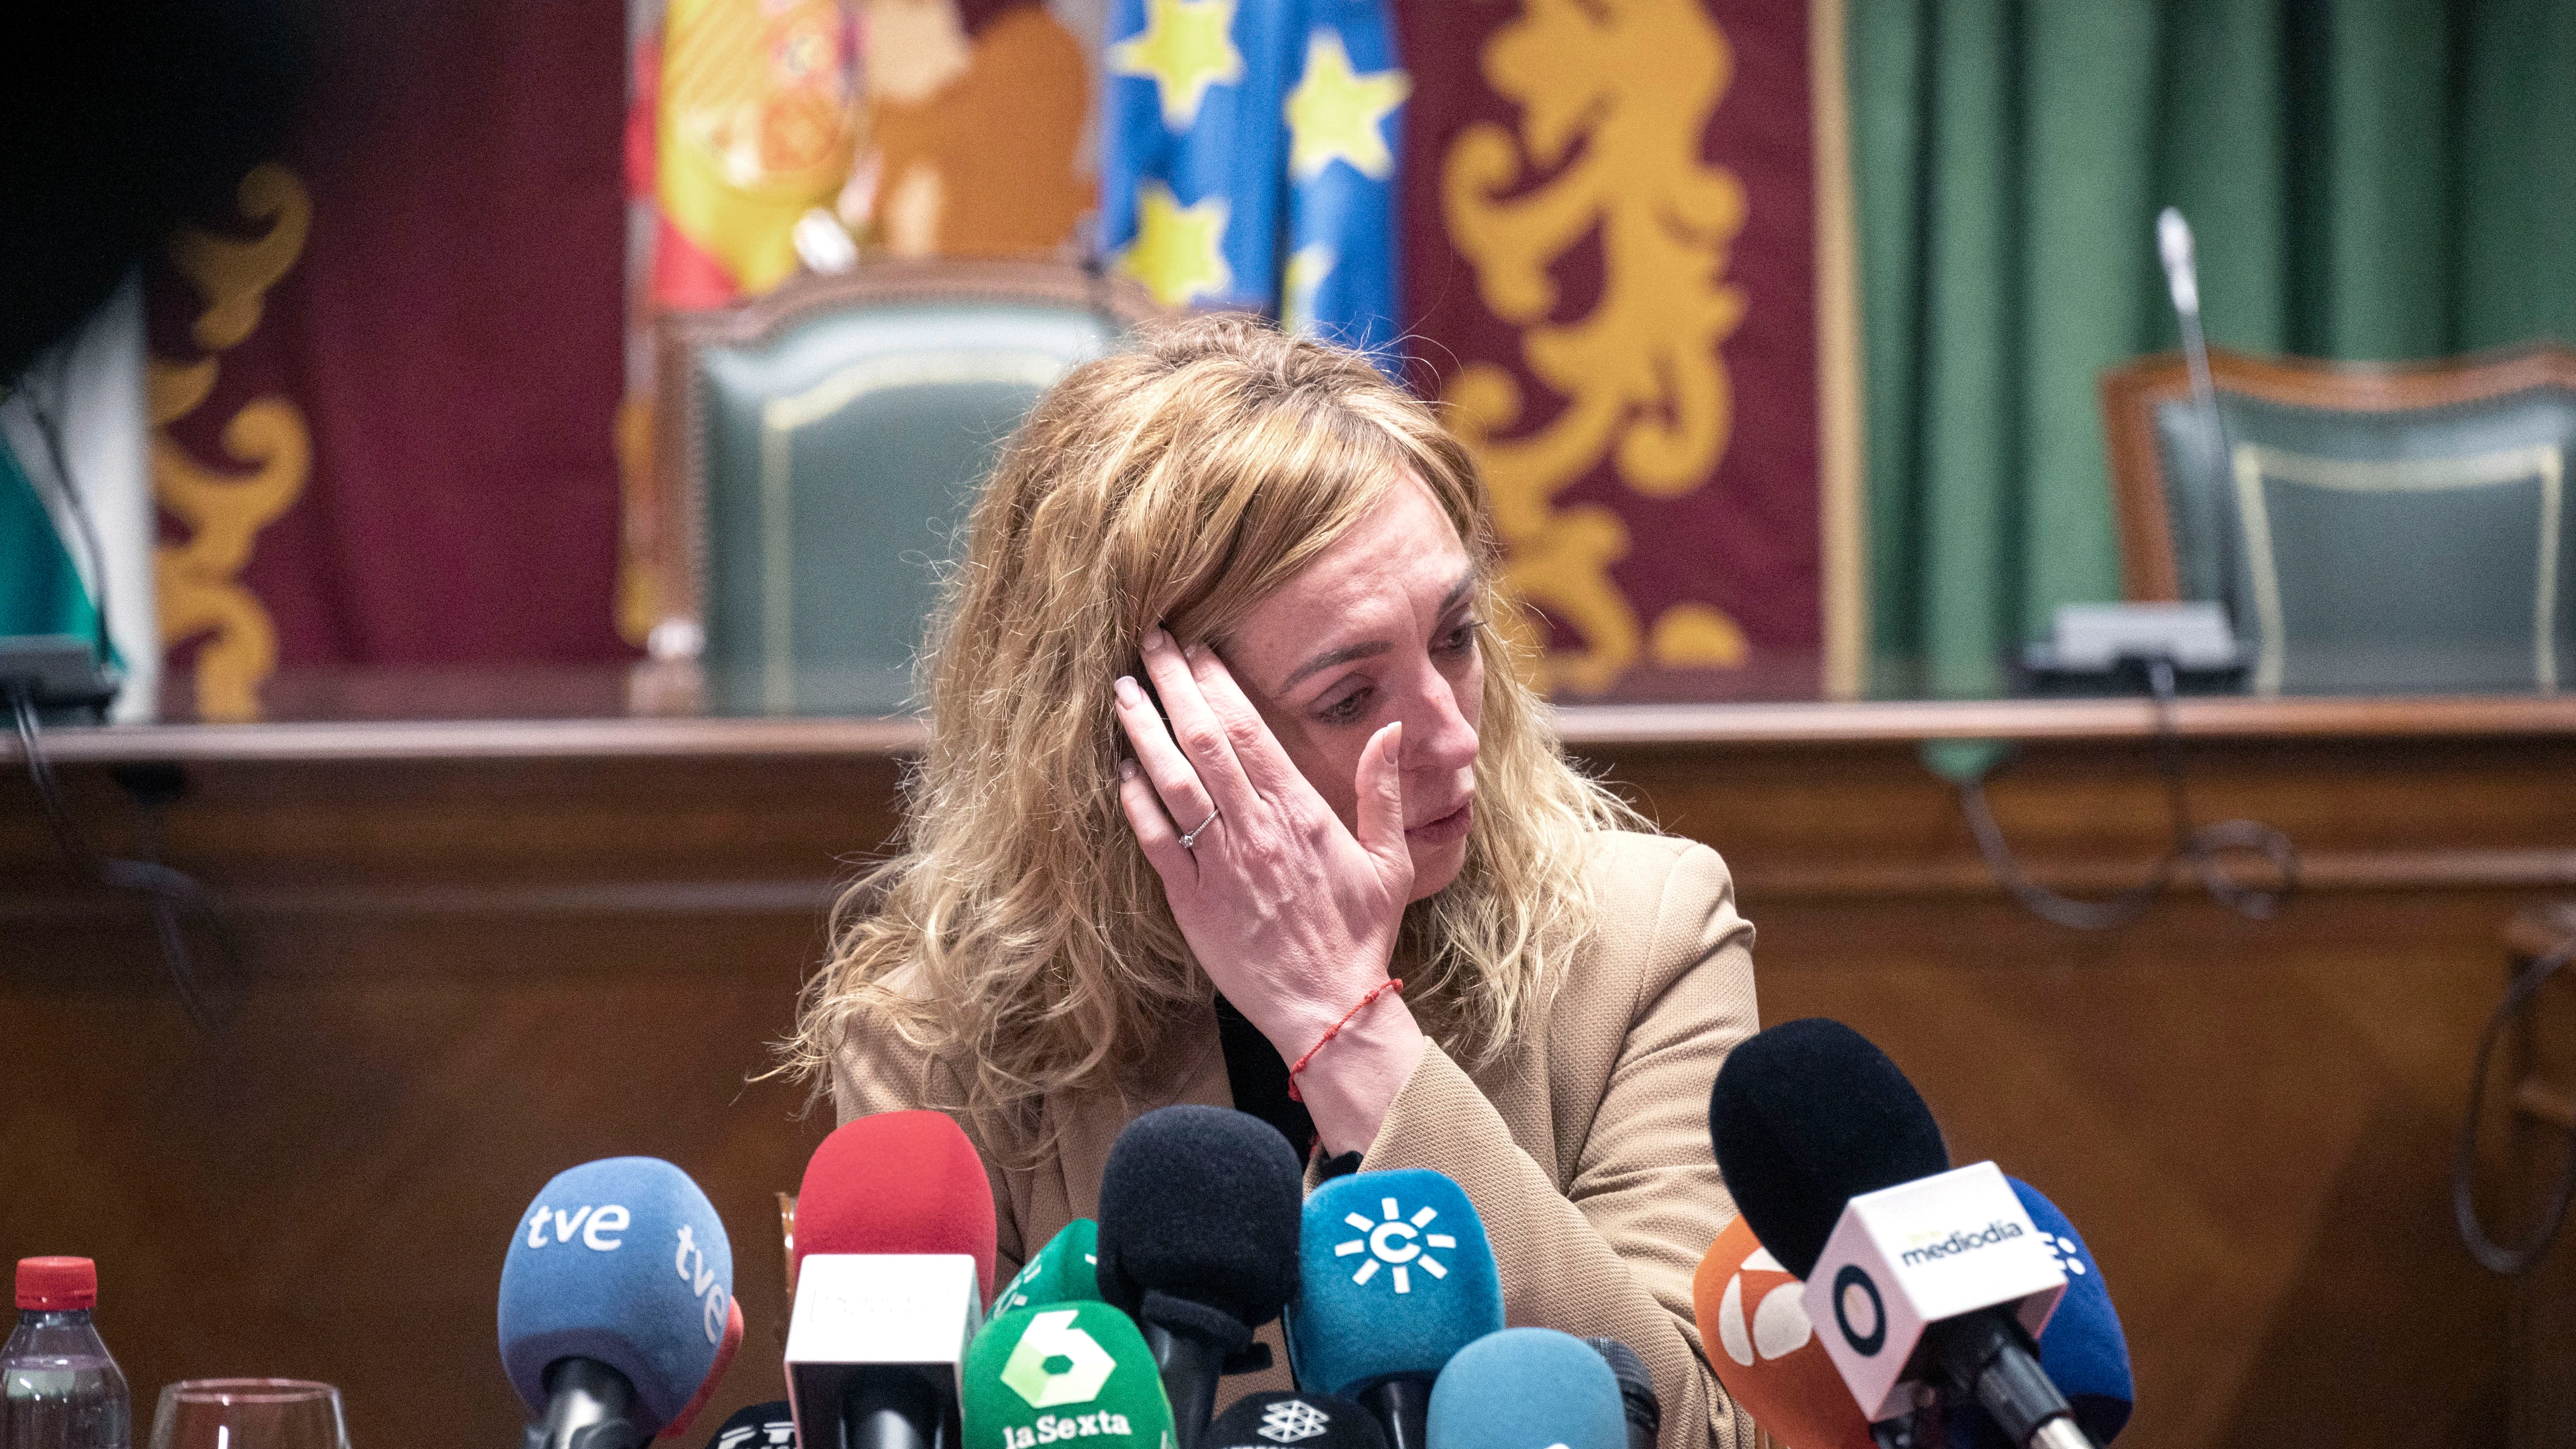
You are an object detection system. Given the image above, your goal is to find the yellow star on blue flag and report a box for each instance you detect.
[1282,4,1408,369]
[1099,0,1408,374]
[1285,29,1409,181]
[1107,0,1246,131]
[1120,182,1235,308]
[1101,0,1295,313]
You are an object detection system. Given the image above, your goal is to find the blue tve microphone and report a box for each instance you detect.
[1952,1181,2133,1448]
[1287,1170,1501,1449]
[500,1156,743,1449]
[1425,1330,1627,1449]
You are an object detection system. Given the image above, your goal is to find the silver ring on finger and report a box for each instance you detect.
[1177,805,1221,851]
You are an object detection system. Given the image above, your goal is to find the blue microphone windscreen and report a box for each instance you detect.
[1948,1178,2133,1449]
[499,1156,736,1435]
[1426,1329,1626,1449]
[1288,1170,1502,1396]
[2012,1178,2131,1444]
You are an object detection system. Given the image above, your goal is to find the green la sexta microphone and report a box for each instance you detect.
[963,1300,1175,1449]
[997,1220,1103,1314]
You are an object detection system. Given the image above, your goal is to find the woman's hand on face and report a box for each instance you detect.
[1114,627,1410,1046]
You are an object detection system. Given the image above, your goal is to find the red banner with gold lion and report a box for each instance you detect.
[1399,0,1856,701]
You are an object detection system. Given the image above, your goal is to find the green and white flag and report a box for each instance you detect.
[0,274,158,720]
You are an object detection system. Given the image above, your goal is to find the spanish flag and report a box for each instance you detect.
[652,0,861,308]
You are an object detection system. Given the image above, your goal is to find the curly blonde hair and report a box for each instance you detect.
[781,314,1643,1140]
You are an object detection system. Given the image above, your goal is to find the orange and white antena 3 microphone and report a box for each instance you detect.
[1803,1162,2065,1423]
[1710,1020,2093,1449]
[1692,1216,1874,1449]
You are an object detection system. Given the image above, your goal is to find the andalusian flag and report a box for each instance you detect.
[0,278,156,721]
[1103,0,1409,369]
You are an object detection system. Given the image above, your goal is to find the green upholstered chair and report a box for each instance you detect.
[2099,345,2576,696]
[647,259,1161,713]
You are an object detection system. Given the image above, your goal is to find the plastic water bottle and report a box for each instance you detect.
[2,1259,129,1449]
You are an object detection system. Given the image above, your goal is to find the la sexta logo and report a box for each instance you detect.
[1001,1310,1118,1409]
[1712,1244,1812,1367]
[1332,1194,1458,1294]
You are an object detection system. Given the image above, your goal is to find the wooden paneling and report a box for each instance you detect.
[3,718,2570,1448]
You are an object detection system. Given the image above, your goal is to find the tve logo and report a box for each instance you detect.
[1330,1194,1458,1294]
[522,1202,632,1251]
[676,1222,731,1345]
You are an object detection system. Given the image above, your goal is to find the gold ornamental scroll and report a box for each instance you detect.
[150,164,315,721]
[1441,0,1749,696]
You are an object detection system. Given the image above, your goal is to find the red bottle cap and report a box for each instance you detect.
[16,1257,98,1310]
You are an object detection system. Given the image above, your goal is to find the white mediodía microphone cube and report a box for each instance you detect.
[786,1254,985,1448]
[1800,1162,2066,1421]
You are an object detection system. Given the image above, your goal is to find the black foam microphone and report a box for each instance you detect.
[1580,1339,1658,1449]
[1205,1393,1386,1449]
[1709,1020,2091,1449]
[1095,1106,1305,1449]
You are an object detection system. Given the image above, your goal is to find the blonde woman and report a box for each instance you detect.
[788,316,1759,1449]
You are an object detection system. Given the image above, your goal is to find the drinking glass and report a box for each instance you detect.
[149,1380,349,1449]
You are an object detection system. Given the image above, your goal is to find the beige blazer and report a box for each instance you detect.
[831,830,1760,1449]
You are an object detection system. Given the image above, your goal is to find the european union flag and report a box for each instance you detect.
[1102,0,1409,373]
[1280,0,1409,367]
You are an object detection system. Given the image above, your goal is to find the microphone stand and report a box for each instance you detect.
[1142,1323,1225,1449]
[533,1358,645,1449]
[1354,1379,1432,1449]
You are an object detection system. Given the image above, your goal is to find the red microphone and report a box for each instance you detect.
[787,1110,1000,1449]
[1693,1215,1873,1449]
[793,1108,998,1301]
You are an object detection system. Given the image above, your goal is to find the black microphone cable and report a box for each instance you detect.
[2452,930,2576,1275]
[8,684,240,1030]
[1949,656,2299,931]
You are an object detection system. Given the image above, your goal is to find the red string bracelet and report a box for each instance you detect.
[1286,978,1403,1102]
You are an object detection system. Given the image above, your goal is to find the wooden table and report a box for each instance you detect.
[5,692,2571,1449]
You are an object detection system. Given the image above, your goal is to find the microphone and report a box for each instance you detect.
[1286,1169,1501,1449]
[794,1109,1000,1297]
[960,1302,1176,1449]
[1690,1214,1874,1449]
[998,1219,1101,1314]
[1095,1106,1303,1449]
[2155,205,2243,618]
[1205,1393,1386,1449]
[786,1111,1000,1449]
[1423,1329,1626,1449]
[499,1156,745,1449]
[704,1401,796,1449]
[1578,1340,1658,1449]
[1949,1182,2131,1448]
[1709,1020,2087,1449]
